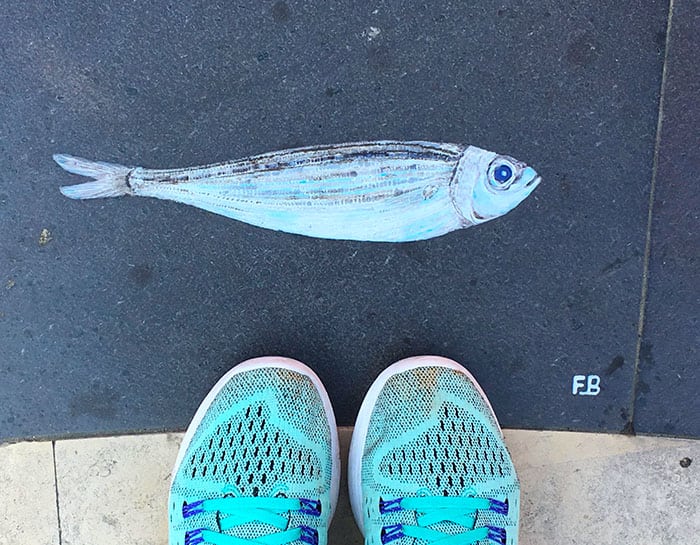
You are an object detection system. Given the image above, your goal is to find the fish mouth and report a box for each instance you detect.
[526,175,541,188]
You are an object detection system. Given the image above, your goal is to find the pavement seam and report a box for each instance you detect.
[52,441,63,545]
[627,0,675,435]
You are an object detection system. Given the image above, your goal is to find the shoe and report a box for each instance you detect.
[348,356,519,545]
[169,356,340,545]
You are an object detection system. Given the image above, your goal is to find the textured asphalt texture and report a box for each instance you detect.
[1,1,696,440]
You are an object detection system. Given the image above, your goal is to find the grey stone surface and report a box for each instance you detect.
[0,1,672,439]
[635,0,700,437]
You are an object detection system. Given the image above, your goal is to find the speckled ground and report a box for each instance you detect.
[0,1,696,440]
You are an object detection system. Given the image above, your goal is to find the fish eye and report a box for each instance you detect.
[494,164,513,183]
[488,159,518,190]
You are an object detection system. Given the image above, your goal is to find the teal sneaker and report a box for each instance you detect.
[349,356,519,545]
[169,357,340,545]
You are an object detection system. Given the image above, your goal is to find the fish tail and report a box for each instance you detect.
[54,154,133,199]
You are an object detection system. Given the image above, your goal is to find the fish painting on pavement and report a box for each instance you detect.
[55,141,540,242]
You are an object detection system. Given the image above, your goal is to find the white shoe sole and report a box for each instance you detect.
[347,355,500,535]
[170,356,341,519]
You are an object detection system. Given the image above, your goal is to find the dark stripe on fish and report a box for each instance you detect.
[140,142,462,184]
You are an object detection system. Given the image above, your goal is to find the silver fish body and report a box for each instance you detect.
[55,141,540,242]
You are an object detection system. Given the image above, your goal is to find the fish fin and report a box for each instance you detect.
[54,154,133,199]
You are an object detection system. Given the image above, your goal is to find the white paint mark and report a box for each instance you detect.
[363,26,381,41]
[572,374,601,396]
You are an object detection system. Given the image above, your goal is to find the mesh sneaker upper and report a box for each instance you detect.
[169,366,334,545]
[360,365,520,545]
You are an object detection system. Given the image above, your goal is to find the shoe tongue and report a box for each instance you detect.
[383,505,474,545]
[430,520,475,540]
[405,492,478,544]
[197,488,295,543]
[422,511,476,544]
[222,520,283,542]
[219,503,315,544]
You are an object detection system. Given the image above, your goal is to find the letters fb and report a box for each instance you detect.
[572,375,601,396]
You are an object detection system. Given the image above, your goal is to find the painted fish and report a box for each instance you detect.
[55,141,540,242]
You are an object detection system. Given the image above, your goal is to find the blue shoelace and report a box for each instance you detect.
[378,496,509,545]
[183,496,322,545]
